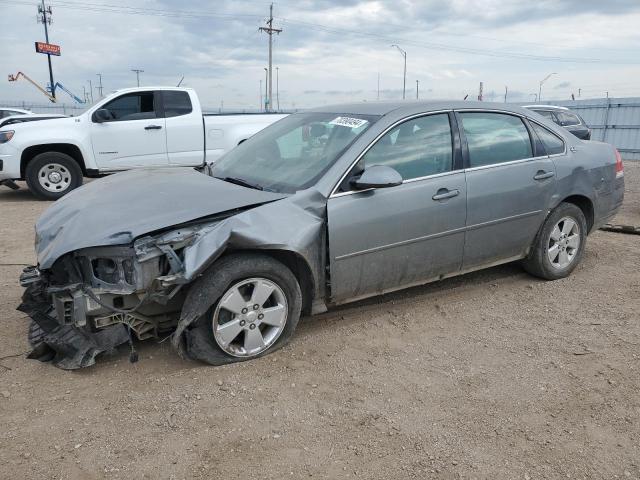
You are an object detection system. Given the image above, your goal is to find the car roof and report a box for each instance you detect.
[2,107,31,114]
[306,100,535,117]
[523,105,570,111]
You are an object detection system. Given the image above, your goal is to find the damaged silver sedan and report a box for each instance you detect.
[19,102,624,369]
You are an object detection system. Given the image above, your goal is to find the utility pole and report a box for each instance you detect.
[131,69,144,87]
[504,85,508,103]
[478,82,483,101]
[578,88,581,98]
[263,67,268,111]
[416,80,419,100]
[88,79,94,103]
[37,0,56,100]
[276,66,280,111]
[377,72,380,100]
[391,44,406,100]
[259,79,263,111]
[96,73,104,98]
[259,3,282,112]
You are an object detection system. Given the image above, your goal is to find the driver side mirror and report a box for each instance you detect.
[350,165,403,190]
[93,108,112,123]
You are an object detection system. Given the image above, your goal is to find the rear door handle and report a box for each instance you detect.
[533,171,555,181]
[145,125,162,130]
[432,188,460,201]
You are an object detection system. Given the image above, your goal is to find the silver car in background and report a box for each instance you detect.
[20,101,625,369]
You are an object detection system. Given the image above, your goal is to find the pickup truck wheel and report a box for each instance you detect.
[25,152,83,200]
[180,253,302,366]
[522,202,587,280]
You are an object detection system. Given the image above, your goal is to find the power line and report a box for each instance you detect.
[2,0,639,65]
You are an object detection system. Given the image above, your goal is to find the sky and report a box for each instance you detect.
[1,0,640,111]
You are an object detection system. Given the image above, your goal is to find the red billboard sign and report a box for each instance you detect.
[35,42,61,56]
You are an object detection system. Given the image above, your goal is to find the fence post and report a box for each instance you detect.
[602,97,612,143]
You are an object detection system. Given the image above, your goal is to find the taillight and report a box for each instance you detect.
[615,149,624,178]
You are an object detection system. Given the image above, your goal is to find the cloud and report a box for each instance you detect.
[1,0,640,109]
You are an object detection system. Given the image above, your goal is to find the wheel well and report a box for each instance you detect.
[20,144,86,178]
[561,195,594,232]
[256,249,315,316]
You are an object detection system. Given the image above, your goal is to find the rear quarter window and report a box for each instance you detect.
[530,122,565,155]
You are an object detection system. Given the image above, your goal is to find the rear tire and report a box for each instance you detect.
[523,202,587,280]
[25,152,83,200]
[180,253,303,366]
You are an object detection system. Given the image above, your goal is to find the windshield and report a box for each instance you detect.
[213,112,379,193]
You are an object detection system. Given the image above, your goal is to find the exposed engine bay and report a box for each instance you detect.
[19,223,215,369]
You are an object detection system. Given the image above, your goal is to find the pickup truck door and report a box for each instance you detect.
[90,90,168,169]
[327,112,467,303]
[163,90,206,166]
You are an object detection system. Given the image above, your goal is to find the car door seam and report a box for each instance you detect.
[334,209,541,262]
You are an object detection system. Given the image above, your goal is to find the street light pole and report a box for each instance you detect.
[538,72,557,102]
[391,44,406,100]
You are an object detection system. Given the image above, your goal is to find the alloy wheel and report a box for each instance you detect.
[547,216,581,269]
[212,277,288,357]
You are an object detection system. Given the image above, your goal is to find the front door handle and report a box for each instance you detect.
[432,188,460,201]
[533,170,555,181]
[144,125,162,130]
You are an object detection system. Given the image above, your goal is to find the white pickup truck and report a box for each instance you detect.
[0,87,286,199]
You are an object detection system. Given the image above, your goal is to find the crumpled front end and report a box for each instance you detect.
[18,188,328,370]
[18,225,208,369]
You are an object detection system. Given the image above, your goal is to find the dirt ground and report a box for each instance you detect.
[1,163,639,480]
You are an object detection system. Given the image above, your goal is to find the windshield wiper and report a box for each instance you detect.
[218,176,264,191]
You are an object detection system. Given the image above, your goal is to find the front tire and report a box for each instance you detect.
[180,253,303,366]
[25,152,83,200]
[523,202,587,280]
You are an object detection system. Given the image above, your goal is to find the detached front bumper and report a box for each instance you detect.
[18,266,130,369]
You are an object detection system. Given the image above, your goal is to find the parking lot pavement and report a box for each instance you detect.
[0,164,639,480]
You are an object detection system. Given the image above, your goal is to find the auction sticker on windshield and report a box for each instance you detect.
[329,117,369,129]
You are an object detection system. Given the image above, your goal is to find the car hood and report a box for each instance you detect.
[11,115,77,131]
[35,167,287,269]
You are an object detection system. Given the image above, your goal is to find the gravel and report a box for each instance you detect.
[0,163,638,479]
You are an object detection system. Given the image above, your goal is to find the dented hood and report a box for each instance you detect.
[35,167,287,269]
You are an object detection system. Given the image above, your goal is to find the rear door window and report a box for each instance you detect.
[530,123,565,155]
[459,112,533,167]
[555,111,581,126]
[534,110,557,122]
[163,91,193,117]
